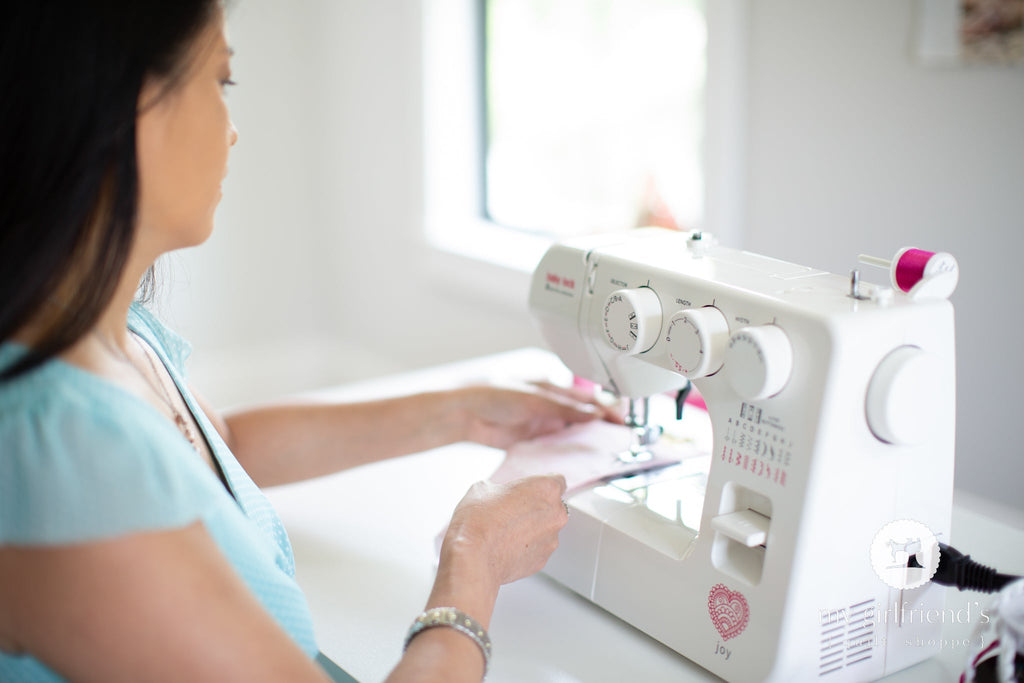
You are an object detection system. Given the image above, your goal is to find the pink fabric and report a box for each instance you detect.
[490,420,682,495]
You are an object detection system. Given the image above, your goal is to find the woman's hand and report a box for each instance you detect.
[453,382,623,450]
[447,475,568,586]
[391,475,569,682]
[427,474,569,626]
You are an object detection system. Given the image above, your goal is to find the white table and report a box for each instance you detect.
[264,349,1024,683]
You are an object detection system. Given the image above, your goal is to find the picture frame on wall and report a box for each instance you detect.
[916,0,1022,65]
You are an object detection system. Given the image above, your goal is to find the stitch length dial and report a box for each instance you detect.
[665,307,730,378]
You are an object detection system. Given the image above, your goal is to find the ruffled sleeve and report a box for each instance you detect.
[0,367,226,546]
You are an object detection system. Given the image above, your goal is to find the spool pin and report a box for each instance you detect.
[858,248,958,300]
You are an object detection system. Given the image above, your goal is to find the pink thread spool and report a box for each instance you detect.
[859,248,959,299]
[893,248,941,293]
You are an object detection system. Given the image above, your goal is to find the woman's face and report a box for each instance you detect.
[135,11,238,254]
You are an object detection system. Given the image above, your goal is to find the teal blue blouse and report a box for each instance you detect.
[0,304,320,680]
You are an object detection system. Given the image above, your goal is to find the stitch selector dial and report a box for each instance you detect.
[603,287,662,355]
[725,325,793,400]
[665,307,730,378]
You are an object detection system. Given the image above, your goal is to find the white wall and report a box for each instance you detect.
[166,0,1024,513]
[167,0,545,408]
[740,1,1024,515]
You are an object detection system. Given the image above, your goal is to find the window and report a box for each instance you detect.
[423,0,740,278]
[482,0,707,237]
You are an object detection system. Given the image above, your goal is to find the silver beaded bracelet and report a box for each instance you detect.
[403,606,492,675]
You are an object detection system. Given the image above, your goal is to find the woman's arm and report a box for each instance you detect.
[387,474,569,683]
[0,522,331,683]
[200,383,618,488]
[0,476,568,683]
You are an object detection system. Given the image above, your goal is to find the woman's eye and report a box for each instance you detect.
[220,78,237,92]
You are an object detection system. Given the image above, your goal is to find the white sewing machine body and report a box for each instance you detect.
[528,228,957,682]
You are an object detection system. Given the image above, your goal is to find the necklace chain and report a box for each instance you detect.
[95,331,202,454]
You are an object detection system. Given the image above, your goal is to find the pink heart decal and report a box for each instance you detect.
[707,583,750,641]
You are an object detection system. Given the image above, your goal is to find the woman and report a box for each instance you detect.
[0,3,617,681]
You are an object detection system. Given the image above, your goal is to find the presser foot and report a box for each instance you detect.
[616,423,663,463]
[619,396,663,463]
[617,448,655,464]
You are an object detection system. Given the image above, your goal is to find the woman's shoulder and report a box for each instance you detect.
[0,353,225,546]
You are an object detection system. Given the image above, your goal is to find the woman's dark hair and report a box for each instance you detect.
[0,1,220,379]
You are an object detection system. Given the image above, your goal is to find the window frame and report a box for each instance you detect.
[420,0,748,304]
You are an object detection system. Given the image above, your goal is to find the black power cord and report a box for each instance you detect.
[924,544,1024,681]
[928,542,1022,593]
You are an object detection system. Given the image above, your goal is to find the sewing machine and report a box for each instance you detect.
[527,228,959,682]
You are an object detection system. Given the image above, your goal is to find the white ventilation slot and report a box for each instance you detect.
[819,598,875,676]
